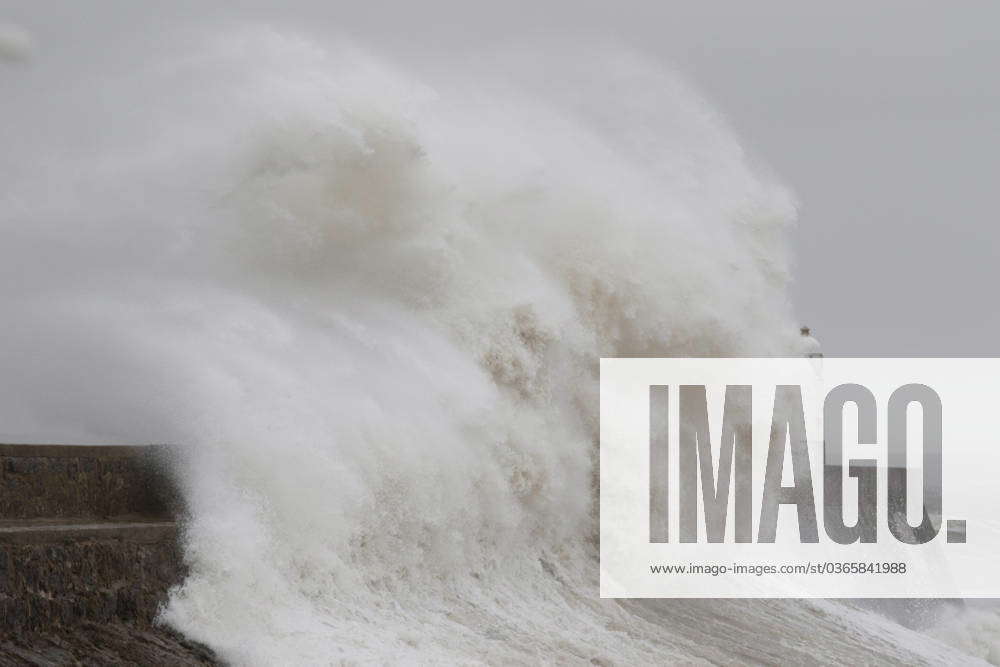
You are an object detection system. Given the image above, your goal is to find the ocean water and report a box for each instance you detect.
[0,24,995,664]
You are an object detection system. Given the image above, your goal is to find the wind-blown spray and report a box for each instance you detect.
[0,25,977,665]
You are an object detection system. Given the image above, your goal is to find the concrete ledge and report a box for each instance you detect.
[0,444,162,459]
[0,520,178,545]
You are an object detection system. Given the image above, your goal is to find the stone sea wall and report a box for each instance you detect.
[0,444,177,520]
[0,444,215,664]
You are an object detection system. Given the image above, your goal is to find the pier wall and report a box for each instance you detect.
[0,444,213,663]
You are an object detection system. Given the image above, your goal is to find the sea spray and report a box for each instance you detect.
[1,25,975,664]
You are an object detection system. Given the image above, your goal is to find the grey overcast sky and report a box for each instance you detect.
[3,1,998,356]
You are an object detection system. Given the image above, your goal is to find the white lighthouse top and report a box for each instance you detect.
[799,326,822,358]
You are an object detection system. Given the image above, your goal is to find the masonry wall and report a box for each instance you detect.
[0,444,177,520]
[0,444,214,664]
